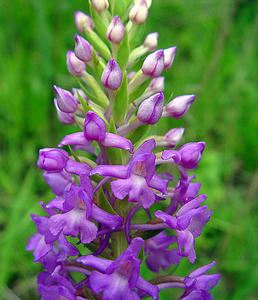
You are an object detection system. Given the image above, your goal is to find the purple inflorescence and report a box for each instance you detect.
[28,1,220,299]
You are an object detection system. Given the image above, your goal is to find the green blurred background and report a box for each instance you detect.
[0,0,258,299]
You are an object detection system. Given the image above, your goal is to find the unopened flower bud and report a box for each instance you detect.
[165,95,195,118]
[37,148,69,172]
[128,71,136,80]
[54,99,75,124]
[178,142,206,169]
[107,16,125,44]
[164,47,177,69]
[72,88,88,102]
[54,86,78,113]
[84,111,106,142]
[137,92,164,124]
[66,51,86,77]
[129,0,148,24]
[135,0,152,8]
[101,59,122,90]
[142,50,165,77]
[144,32,158,51]
[74,35,92,62]
[91,0,109,13]
[165,128,185,147]
[74,11,94,32]
[149,77,164,92]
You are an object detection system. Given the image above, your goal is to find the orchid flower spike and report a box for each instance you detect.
[28,2,220,299]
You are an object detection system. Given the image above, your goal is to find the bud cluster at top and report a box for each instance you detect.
[27,1,220,299]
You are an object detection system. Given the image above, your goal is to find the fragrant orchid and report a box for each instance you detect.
[28,1,220,299]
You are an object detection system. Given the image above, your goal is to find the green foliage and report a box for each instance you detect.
[0,0,257,299]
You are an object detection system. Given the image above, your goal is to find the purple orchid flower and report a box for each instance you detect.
[91,139,168,208]
[181,261,221,299]
[48,176,122,244]
[155,195,212,263]
[144,232,181,273]
[77,238,159,300]
[37,266,77,300]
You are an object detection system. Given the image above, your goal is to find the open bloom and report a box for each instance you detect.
[181,261,221,299]
[144,232,181,273]
[91,139,168,208]
[77,238,158,300]
[155,195,212,263]
[48,176,122,244]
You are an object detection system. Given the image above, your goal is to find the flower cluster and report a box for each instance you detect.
[27,1,220,299]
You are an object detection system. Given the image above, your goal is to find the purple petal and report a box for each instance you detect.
[149,174,168,193]
[154,210,177,229]
[59,132,91,147]
[136,277,159,300]
[189,261,217,278]
[177,194,207,216]
[92,204,123,229]
[133,139,156,157]
[101,133,133,152]
[111,178,132,199]
[91,165,128,179]
[177,229,196,263]
[43,171,72,196]
[27,234,52,261]
[162,149,181,163]
[65,159,91,175]
[77,255,112,272]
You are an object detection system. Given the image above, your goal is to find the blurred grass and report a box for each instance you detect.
[0,0,258,299]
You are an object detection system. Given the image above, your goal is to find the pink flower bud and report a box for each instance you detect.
[142,50,165,77]
[53,86,78,113]
[37,148,69,172]
[106,16,125,44]
[54,99,75,124]
[166,95,195,118]
[164,47,177,69]
[149,77,164,92]
[135,0,152,8]
[84,111,106,142]
[74,11,94,32]
[74,35,92,62]
[66,51,86,77]
[137,92,164,124]
[178,142,206,169]
[144,32,158,51]
[91,0,109,13]
[101,59,122,90]
[165,128,185,147]
[129,0,149,24]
